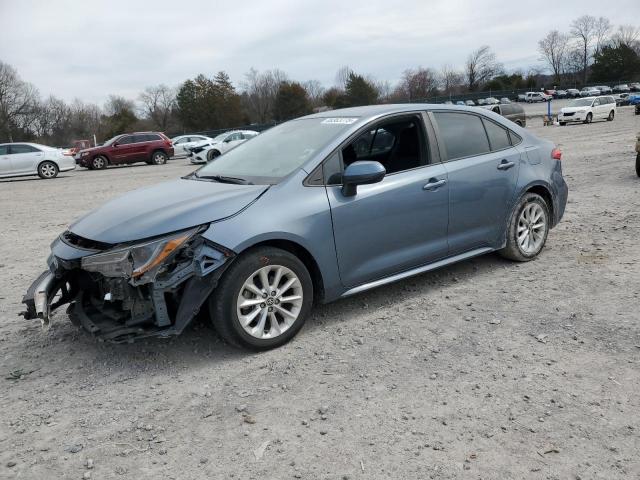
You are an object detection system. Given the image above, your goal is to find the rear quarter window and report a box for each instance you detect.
[433,112,490,160]
[482,119,511,151]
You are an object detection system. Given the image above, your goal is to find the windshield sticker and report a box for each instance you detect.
[321,118,358,125]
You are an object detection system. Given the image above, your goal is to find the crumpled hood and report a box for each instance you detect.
[69,178,268,244]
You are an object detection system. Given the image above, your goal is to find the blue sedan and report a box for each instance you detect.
[23,104,568,350]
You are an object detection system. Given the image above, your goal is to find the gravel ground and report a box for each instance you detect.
[1,106,639,480]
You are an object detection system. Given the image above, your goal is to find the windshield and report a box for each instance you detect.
[103,135,123,146]
[195,118,356,182]
[211,133,228,142]
[569,98,594,107]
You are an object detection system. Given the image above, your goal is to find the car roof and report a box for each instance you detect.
[0,142,54,149]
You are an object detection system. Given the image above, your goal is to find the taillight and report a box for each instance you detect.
[551,148,562,160]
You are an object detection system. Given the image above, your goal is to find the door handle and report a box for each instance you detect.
[497,160,515,170]
[423,179,446,191]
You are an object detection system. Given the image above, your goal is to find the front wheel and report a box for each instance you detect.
[584,113,593,124]
[38,161,59,179]
[208,247,313,350]
[499,193,550,262]
[206,149,221,162]
[92,156,107,169]
[559,122,566,126]
[607,110,615,121]
[636,154,640,177]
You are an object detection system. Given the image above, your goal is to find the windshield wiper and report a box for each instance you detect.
[194,173,253,185]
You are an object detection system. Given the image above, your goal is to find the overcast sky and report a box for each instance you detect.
[1,0,639,105]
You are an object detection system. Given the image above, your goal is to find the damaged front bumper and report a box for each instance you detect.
[21,228,234,343]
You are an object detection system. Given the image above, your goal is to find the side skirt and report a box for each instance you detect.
[340,247,494,298]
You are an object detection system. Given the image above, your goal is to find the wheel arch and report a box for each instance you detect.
[93,153,110,165]
[236,238,325,304]
[524,183,554,225]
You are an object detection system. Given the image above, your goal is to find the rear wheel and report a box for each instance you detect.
[584,113,593,124]
[208,247,313,350]
[636,154,640,177]
[559,122,566,126]
[38,161,59,179]
[92,156,107,169]
[151,151,168,165]
[499,193,550,262]
[607,110,615,121]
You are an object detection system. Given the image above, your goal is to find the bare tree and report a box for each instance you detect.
[612,24,640,52]
[593,17,612,57]
[538,30,571,84]
[241,68,289,123]
[439,64,463,94]
[334,66,353,90]
[0,61,39,142]
[395,68,439,101]
[138,84,176,131]
[570,15,597,84]
[301,80,325,107]
[465,46,503,91]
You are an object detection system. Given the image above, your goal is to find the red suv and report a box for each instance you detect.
[75,132,174,170]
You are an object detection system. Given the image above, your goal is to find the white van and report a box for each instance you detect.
[558,96,616,125]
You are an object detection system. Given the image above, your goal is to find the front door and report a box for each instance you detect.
[111,135,136,163]
[326,114,449,288]
[432,111,520,253]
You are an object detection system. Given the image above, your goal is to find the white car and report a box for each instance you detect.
[0,142,76,179]
[580,87,600,97]
[525,92,552,103]
[171,134,213,157]
[188,130,259,164]
[558,96,616,125]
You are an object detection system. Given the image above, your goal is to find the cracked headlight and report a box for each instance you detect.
[81,228,198,280]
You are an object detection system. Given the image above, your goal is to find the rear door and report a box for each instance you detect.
[431,111,521,253]
[130,134,153,162]
[221,132,243,153]
[8,144,41,174]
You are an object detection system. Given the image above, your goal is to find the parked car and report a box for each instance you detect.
[485,97,500,105]
[456,101,465,106]
[545,89,557,97]
[630,83,640,92]
[556,90,568,98]
[516,93,527,102]
[567,89,581,98]
[22,104,568,349]
[188,130,259,164]
[613,84,631,93]
[557,96,616,125]
[465,100,476,106]
[69,139,92,156]
[477,98,487,105]
[629,94,640,106]
[75,132,174,170]
[525,92,551,103]
[171,135,213,157]
[580,87,600,97]
[612,93,631,106]
[0,142,76,179]
[485,103,526,127]
[595,85,612,94]
[443,100,453,105]
[500,97,512,104]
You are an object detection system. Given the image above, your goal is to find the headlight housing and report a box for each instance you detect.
[81,151,90,156]
[81,228,198,282]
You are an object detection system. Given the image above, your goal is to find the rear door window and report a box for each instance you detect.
[9,144,40,154]
[145,134,161,142]
[482,119,511,151]
[0,145,8,155]
[433,112,490,160]
[118,136,134,145]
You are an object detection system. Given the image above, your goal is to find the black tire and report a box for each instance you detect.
[515,120,523,127]
[208,247,313,350]
[207,149,221,162]
[499,193,550,262]
[92,156,108,169]
[559,122,566,126]
[584,113,593,124]
[636,154,640,178]
[151,150,168,165]
[607,110,615,121]
[37,161,59,179]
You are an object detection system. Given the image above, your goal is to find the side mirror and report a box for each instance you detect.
[342,161,386,197]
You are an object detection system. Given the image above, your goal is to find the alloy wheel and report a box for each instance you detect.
[39,163,57,178]
[93,157,105,169]
[236,265,303,340]
[153,152,166,164]
[517,202,547,255]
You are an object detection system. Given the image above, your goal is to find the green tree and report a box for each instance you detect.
[274,82,311,121]
[102,95,137,139]
[590,43,640,82]
[332,73,378,108]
